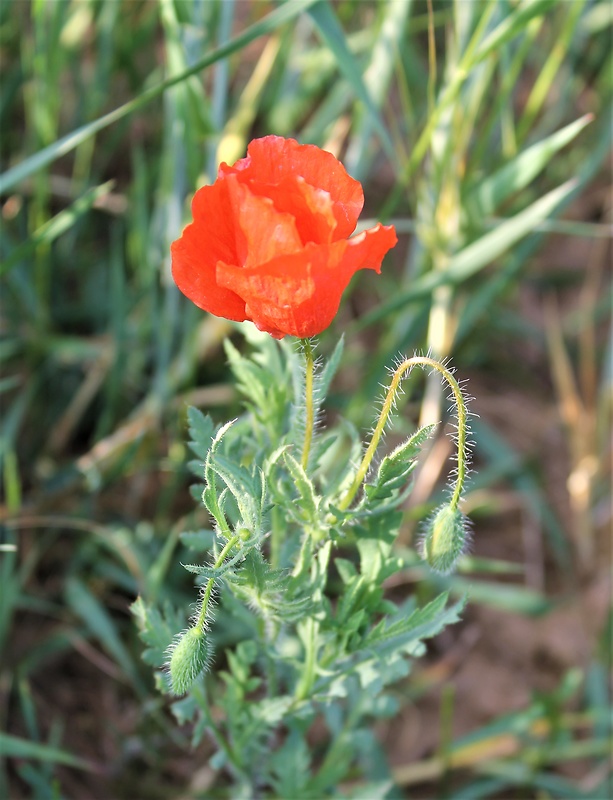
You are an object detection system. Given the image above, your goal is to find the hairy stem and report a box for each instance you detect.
[338,356,468,511]
[195,533,240,633]
[301,338,315,470]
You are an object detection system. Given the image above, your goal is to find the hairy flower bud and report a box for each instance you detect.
[169,627,210,695]
[422,504,469,574]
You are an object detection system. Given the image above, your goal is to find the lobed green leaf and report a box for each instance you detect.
[186,407,215,462]
[364,423,437,503]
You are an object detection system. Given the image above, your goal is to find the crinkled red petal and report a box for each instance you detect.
[216,223,397,338]
[219,136,364,241]
[224,177,303,267]
[190,179,239,264]
[238,176,337,246]
[171,181,246,321]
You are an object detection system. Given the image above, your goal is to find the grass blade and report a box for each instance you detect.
[0,733,91,770]
[467,114,593,217]
[1,181,115,277]
[362,178,578,324]
[308,0,397,163]
[0,0,319,194]
[65,577,144,693]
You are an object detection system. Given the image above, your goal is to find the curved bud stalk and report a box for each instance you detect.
[338,355,471,573]
[169,532,241,695]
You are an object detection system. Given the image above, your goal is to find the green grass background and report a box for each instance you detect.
[1,0,611,797]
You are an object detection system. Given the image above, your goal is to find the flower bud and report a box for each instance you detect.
[169,627,210,695]
[238,527,251,542]
[422,504,468,574]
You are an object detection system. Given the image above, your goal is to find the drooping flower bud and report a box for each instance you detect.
[169,627,211,695]
[422,504,469,574]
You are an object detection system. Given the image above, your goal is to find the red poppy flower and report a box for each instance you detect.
[171,136,397,339]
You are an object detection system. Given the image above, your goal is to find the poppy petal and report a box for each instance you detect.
[190,179,239,265]
[224,177,303,268]
[216,223,397,338]
[171,180,246,321]
[238,175,338,246]
[171,223,247,321]
[220,136,364,241]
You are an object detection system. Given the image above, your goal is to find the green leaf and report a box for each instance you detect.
[252,695,295,727]
[224,339,269,411]
[66,578,142,690]
[284,450,320,522]
[344,0,413,181]
[322,595,465,698]
[171,695,198,726]
[472,0,559,65]
[308,1,396,163]
[0,733,91,770]
[334,557,358,584]
[227,550,316,622]
[269,729,312,798]
[349,519,402,564]
[335,574,371,627]
[131,597,180,670]
[345,781,394,800]
[356,537,395,583]
[0,181,115,278]
[467,114,593,216]
[433,178,577,284]
[211,454,264,533]
[182,554,242,580]
[317,334,345,400]
[433,575,552,615]
[364,423,437,502]
[201,419,236,531]
[186,407,214,461]
[179,529,216,552]
[365,593,464,650]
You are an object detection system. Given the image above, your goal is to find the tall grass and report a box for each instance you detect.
[1,1,611,797]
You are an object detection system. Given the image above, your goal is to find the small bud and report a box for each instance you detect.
[422,504,468,574]
[169,627,210,695]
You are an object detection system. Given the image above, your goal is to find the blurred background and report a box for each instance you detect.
[1,0,611,797]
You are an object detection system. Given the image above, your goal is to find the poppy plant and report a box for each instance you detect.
[171,135,397,339]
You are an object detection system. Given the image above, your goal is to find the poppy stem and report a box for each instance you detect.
[337,356,468,511]
[301,339,315,471]
[195,533,240,634]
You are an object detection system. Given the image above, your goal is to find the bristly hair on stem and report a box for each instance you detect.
[337,354,473,572]
[301,338,316,470]
[296,337,326,471]
[339,354,472,511]
[168,528,243,694]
